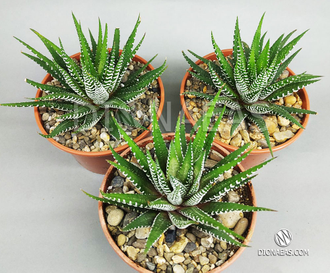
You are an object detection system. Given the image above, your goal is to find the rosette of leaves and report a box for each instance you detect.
[1,13,166,140]
[182,14,319,155]
[84,91,274,253]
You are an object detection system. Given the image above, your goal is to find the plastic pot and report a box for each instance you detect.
[34,52,165,174]
[180,49,311,169]
[98,133,257,273]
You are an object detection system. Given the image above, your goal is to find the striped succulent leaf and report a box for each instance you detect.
[183,13,320,155]
[85,94,274,253]
[2,13,166,141]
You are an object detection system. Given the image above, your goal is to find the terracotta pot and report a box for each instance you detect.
[34,52,165,174]
[180,49,311,169]
[98,133,257,273]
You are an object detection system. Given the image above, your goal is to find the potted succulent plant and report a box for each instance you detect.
[180,14,320,168]
[84,92,274,272]
[1,13,166,174]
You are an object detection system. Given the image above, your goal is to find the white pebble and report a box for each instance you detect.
[173,265,185,273]
[100,132,110,142]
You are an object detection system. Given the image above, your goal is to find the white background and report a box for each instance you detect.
[0,0,329,272]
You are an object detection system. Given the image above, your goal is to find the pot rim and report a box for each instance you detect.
[180,49,311,154]
[34,51,165,157]
[98,132,257,273]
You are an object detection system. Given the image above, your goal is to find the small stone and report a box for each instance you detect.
[126,246,139,261]
[199,246,206,253]
[82,145,91,152]
[111,176,124,188]
[201,236,213,248]
[147,247,157,257]
[105,205,117,214]
[220,241,227,250]
[170,237,189,254]
[127,230,136,238]
[230,133,242,147]
[290,124,300,133]
[42,113,50,121]
[184,242,197,253]
[176,228,187,237]
[215,243,223,253]
[277,116,290,127]
[165,229,176,243]
[127,235,136,246]
[208,253,217,264]
[186,267,194,273]
[131,129,138,137]
[209,150,223,161]
[219,251,228,262]
[249,130,265,141]
[223,170,232,179]
[117,234,126,247]
[249,124,260,133]
[228,191,240,203]
[58,136,66,145]
[284,95,297,106]
[135,227,150,239]
[264,118,277,136]
[186,79,192,87]
[166,265,173,273]
[164,252,174,262]
[184,257,192,266]
[159,263,167,271]
[201,265,210,273]
[158,233,165,245]
[136,110,143,119]
[191,249,202,257]
[257,139,275,148]
[154,256,166,265]
[146,142,154,150]
[121,74,128,83]
[72,143,79,150]
[172,254,185,263]
[133,239,146,249]
[107,208,124,226]
[234,218,249,236]
[279,69,289,79]
[186,233,196,243]
[191,228,208,238]
[173,265,185,273]
[90,127,98,135]
[199,256,209,266]
[78,140,86,149]
[204,159,217,168]
[100,132,110,142]
[218,121,231,140]
[273,130,294,143]
[146,262,156,271]
[157,244,164,257]
[137,253,147,263]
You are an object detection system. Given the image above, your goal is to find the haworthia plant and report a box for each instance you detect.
[183,13,319,156]
[1,13,166,140]
[84,91,274,253]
